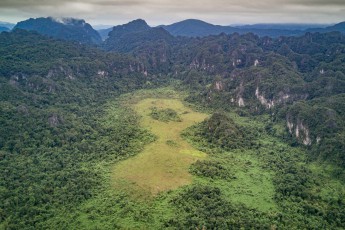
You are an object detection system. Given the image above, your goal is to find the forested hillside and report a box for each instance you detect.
[1,22,345,229]
[103,26,345,167]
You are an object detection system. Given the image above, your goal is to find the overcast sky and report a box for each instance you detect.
[1,0,345,26]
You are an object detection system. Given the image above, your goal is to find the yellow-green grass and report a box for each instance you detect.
[112,98,208,197]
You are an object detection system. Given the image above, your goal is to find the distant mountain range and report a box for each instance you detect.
[160,19,345,37]
[306,21,345,33]
[14,17,102,44]
[161,19,229,37]
[99,19,345,40]
[98,28,113,40]
[234,23,330,31]
[0,26,10,32]
[5,17,345,44]
[0,21,15,30]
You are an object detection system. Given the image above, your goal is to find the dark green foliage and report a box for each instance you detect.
[0,30,158,229]
[183,113,345,229]
[257,141,345,229]
[150,107,181,122]
[167,185,272,229]
[281,95,345,166]
[0,30,122,77]
[185,112,255,151]
[0,103,154,228]
[103,22,174,74]
[166,140,179,147]
[190,160,234,180]
[0,75,156,227]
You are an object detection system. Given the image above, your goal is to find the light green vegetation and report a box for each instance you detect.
[205,151,277,212]
[112,97,208,196]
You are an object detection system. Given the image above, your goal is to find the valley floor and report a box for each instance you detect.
[112,98,207,197]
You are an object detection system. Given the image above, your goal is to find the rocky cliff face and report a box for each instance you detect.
[286,118,312,145]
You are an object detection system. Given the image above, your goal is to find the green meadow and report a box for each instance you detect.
[112,97,208,196]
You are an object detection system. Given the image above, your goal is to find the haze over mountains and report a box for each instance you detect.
[2,17,345,43]
[98,19,343,40]
[160,19,344,37]
[0,21,15,30]
[0,26,10,32]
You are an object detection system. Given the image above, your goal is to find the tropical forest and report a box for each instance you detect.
[0,15,345,229]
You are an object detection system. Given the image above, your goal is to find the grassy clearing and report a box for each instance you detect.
[112,98,208,196]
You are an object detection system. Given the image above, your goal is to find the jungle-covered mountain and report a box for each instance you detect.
[1,18,345,229]
[103,19,175,53]
[98,19,151,41]
[14,17,102,44]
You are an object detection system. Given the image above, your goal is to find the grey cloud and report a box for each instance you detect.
[288,0,345,6]
[95,0,144,6]
[0,0,144,7]
[0,0,344,25]
[0,0,60,7]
